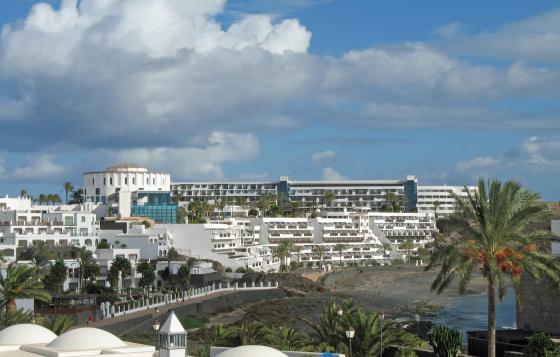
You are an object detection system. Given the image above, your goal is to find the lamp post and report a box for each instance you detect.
[337,307,344,316]
[414,314,420,338]
[379,311,385,357]
[345,326,355,357]
[152,319,160,349]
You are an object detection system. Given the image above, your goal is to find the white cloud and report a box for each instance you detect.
[322,167,346,181]
[0,153,69,182]
[238,172,269,179]
[439,10,560,63]
[455,136,560,174]
[102,131,260,179]
[311,150,336,164]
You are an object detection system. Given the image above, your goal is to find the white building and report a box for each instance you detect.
[83,164,171,204]
[369,212,437,251]
[100,224,174,260]
[171,176,419,212]
[417,185,476,217]
[0,195,31,211]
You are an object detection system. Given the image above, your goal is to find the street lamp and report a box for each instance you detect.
[379,311,385,357]
[414,314,420,338]
[152,319,160,349]
[337,307,344,316]
[345,326,355,357]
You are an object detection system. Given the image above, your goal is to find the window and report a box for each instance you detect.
[103,178,106,185]
[95,188,100,195]
[81,216,85,223]
[92,178,95,185]
[153,178,156,185]
[110,177,113,185]
[132,177,135,185]
[125,177,128,185]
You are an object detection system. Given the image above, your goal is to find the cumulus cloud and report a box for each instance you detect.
[322,167,346,181]
[311,150,336,164]
[100,131,260,179]
[456,136,560,173]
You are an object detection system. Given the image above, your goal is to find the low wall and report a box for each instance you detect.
[102,288,286,335]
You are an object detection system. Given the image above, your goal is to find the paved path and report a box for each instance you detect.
[88,290,233,335]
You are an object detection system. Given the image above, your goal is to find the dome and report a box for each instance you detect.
[47,328,126,350]
[216,345,289,357]
[0,324,57,345]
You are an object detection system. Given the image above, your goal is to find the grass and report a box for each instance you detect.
[181,315,209,329]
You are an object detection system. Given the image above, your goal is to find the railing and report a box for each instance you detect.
[99,281,280,320]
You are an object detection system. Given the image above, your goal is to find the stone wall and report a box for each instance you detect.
[517,271,560,335]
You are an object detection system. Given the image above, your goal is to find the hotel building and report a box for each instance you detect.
[171,175,419,212]
[417,185,477,217]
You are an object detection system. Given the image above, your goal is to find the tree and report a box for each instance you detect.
[31,241,55,273]
[235,196,248,208]
[177,206,188,223]
[234,321,265,345]
[426,179,560,357]
[399,240,415,263]
[273,241,293,271]
[97,239,110,249]
[38,194,46,205]
[70,188,84,204]
[73,247,99,290]
[47,259,68,293]
[264,325,308,351]
[137,261,156,288]
[385,192,397,212]
[63,182,74,204]
[198,325,236,348]
[313,245,325,270]
[42,314,75,335]
[19,190,28,198]
[324,191,336,209]
[382,242,392,254]
[258,193,275,217]
[111,256,132,280]
[166,247,180,261]
[0,264,51,316]
[433,201,441,220]
[334,243,346,268]
[177,264,191,289]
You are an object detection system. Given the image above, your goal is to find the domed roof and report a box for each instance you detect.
[47,328,126,350]
[216,345,289,357]
[0,324,57,345]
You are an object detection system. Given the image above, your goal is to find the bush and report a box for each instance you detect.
[525,332,560,357]
[97,239,110,249]
[428,325,462,357]
[235,267,246,273]
[395,347,418,357]
[224,267,232,273]
[248,208,259,217]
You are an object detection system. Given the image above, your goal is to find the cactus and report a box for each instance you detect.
[428,325,463,357]
[395,347,418,357]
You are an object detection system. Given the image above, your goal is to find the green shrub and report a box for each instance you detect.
[428,325,462,357]
[525,332,560,357]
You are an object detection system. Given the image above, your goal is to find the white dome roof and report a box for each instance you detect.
[216,345,289,357]
[0,324,57,345]
[47,328,126,350]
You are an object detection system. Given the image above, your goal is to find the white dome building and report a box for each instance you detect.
[216,345,289,357]
[47,328,127,350]
[0,324,56,345]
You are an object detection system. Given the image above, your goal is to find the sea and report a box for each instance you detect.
[428,288,517,335]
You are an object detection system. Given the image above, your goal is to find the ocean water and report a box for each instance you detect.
[429,288,517,335]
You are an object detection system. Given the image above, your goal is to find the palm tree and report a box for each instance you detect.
[112,256,132,280]
[273,241,293,271]
[0,264,51,317]
[38,194,46,205]
[74,247,98,290]
[42,314,74,335]
[235,321,265,345]
[199,325,236,347]
[313,245,325,270]
[292,245,302,268]
[19,190,28,198]
[177,264,191,290]
[433,200,441,220]
[264,325,308,351]
[385,192,397,212]
[31,241,54,272]
[47,259,68,293]
[216,199,226,220]
[258,193,274,217]
[63,182,74,204]
[137,261,156,288]
[426,179,560,357]
[334,243,346,269]
[70,188,84,204]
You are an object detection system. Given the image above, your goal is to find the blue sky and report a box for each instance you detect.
[0,0,559,200]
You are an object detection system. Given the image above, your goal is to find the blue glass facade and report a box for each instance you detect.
[404,178,418,211]
[131,191,177,223]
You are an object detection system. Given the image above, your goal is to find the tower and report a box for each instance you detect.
[159,310,187,357]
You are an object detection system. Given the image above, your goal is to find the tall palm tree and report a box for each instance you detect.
[0,264,51,316]
[74,247,98,290]
[38,194,46,205]
[235,321,265,345]
[426,179,560,357]
[70,188,84,204]
[63,182,74,204]
[47,259,68,293]
[42,314,75,335]
[433,200,441,220]
[273,241,293,271]
[399,240,415,264]
[334,243,346,268]
[19,190,28,198]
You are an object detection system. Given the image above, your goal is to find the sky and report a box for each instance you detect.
[0,0,559,200]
